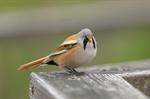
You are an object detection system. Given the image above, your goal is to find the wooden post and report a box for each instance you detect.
[30,60,150,99]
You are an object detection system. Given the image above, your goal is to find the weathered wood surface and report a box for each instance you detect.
[30,60,150,99]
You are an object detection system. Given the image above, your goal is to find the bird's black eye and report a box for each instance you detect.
[83,36,88,50]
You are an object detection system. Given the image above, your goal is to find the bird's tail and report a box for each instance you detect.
[17,56,48,70]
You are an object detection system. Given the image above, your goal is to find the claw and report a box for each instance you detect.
[66,69,85,76]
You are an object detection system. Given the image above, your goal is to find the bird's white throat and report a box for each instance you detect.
[73,42,97,67]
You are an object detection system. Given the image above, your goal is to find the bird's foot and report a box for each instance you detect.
[66,69,85,76]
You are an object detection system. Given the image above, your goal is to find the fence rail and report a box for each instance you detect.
[30,59,150,99]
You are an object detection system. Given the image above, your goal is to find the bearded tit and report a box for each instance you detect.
[18,28,97,75]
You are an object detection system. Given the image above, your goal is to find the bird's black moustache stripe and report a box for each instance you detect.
[92,38,96,48]
[83,36,88,50]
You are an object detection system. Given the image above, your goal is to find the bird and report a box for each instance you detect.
[17,28,97,74]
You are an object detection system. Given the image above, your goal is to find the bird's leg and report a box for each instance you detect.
[65,67,74,74]
[71,69,79,73]
[71,69,85,75]
[65,67,85,75]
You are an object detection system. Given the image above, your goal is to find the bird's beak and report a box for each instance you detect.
[87,36,93,43]
[88,38,92,43]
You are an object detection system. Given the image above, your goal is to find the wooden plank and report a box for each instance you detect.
[30,60,150,99]
[88,59,150,74]
[122,70,150,97]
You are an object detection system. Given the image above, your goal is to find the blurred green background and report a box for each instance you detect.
[0,0,150,99]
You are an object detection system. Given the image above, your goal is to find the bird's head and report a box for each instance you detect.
[77,28,96,50]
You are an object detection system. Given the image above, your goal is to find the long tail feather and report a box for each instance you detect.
[17,56,48,70]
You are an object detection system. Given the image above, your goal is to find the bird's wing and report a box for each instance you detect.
[51,34,77,57]
[43,34,78,63]
[18,34,78,70]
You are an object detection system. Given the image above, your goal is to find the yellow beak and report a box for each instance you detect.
[88,38,92,43]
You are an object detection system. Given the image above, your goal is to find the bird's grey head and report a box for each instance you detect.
[78,28,93,38]
[77,28,95,50]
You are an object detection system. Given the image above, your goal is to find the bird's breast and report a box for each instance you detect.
[72,42,97,67]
